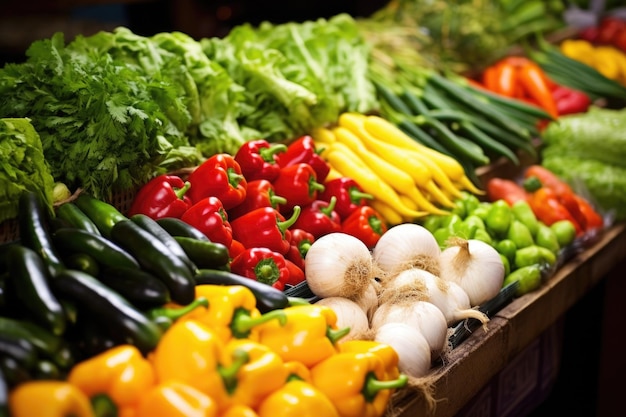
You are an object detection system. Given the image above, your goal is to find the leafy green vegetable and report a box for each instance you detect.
[540,107,626,221]
[542,107,626,168]
[0,31,201,200]
[0,118,55,223]
[201,13,377,142]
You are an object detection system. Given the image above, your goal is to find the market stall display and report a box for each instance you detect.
[1,0,626,416]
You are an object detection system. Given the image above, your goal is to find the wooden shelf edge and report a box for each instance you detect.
[388,223,626,417]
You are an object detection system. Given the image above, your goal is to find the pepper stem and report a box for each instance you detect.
[175,181,191,200]
[320,196,337,218]
[219,349,249,394]
[269,189,287,209]
[278,206,301,234]
[368,215,384,236]
[260,143,288,162]
[230,308,287,339]
[227,167,246,188]
[349,186,373,204]
[146,297,209,331]
[326,325,351,344]
[308,176,326,195]
[362,372,409,402]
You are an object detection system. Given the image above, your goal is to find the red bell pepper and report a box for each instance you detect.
[186,153,247,210]
[318,177,373,220]
[285,228,315,271]
[272,163,325,215]
[128,174,192,220]
[230,206,301,255]
[276,135,331,182]
[230,247,290,290]
[229,239,246,259]
[284,258,305,287]
[292,197,341,239]
[550,85,591,116]
[227,179,287,221]
[180,196,233,247]
[341,205,388,249]
[573,195,604,232]
[234,139,288,182]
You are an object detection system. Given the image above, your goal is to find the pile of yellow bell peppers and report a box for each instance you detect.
[7,284,408,417]
[560,39,626,86]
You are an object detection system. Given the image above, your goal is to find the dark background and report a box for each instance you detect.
[0,0,387,65]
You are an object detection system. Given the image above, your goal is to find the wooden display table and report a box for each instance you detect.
[389,223,626,417]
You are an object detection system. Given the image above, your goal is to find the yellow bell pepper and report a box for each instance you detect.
[185,285,286,341]
[283,360,312,383]
[257,380,339,417]
[67,344,155,409]
[256,304,350,367]
[338,340,401,380]
[208,338,288,411]
[9,381,95,417]
[151,319,231,406]
[135,380,218,417]
[219,404,259,417]
[310,351,409,417]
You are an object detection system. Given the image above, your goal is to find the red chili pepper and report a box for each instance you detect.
[283,258,305,287]
[524,183,584,235]
[230,206,301,255]
[127,174,192,220]
[276,135,331,182]
[486,178,529,206]
[227,179,287,221]
[272,163,325,214]
[318,177,373,220]
[234,139,287,182]
[292,197,341,239]
[524,165,588,230]
[186,153,247,210]
[230,247,290,290]
[180,196,233,247]
[550,85,591,116]
[597,17,626,45]
[341,205,388,249]
[573,195,604,232]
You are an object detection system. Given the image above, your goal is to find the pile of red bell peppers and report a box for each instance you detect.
[127,136,388,291]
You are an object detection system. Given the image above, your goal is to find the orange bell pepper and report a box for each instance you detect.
[67,344,155,409]
[9,381,95,417]
[256,304,350,368]
[135,380,218,417]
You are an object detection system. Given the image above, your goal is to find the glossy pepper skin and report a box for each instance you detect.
[136,380,218,417]
[257,380,339,417]
[256,304,350,368]
[128,174,192,220]
[151,319,230,402]
[338,340,401,381]
[181,196,233,247]
[550,85,591,116]
[283,258,305,286]
[272,163,325,214]
[185,285,286,342]
[187,154,247,210]
[9,380,95,417]
[230,247,290,291]
[310,351,408,417]
[214,339,289,411]
[525,185,583,235]
[234,139,287,182]
[276,135,330,183]
[341,205,388,249]
[67,344,155,410]
[227,179,287,221]
[285,228,315,271]
[292,197,342,239]
[318,177,373,220]
[231,206,301,255]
